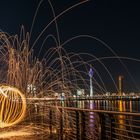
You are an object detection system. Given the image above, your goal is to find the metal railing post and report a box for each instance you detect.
[98,113,105,140]
[60,108,63,140]
[49,108,52,135]
[76,110,80,140]
[110,114,115,139]
[80,111,86,140]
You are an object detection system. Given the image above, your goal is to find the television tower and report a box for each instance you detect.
[89,67,94,97]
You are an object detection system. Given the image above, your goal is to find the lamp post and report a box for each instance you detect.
[89,67,94,97]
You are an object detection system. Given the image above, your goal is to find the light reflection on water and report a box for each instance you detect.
[58,99,140,113]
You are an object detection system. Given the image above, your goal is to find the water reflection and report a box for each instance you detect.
[62,99,140,113]
[118,100,125,129]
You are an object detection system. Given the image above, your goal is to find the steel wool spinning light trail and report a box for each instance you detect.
[0,85,26,128]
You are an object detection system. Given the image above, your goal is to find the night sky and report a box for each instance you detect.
[0,0,140,92]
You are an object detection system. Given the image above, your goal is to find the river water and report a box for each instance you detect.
[55,99,140,112]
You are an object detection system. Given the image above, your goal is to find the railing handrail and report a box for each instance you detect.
[46,105,140,116]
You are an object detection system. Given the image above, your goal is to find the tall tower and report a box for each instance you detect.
[118,76,123,96]
[89,67,94,97]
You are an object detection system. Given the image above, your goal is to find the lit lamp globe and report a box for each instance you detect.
[0,85,26,128]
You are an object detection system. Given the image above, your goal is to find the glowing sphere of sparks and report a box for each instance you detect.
[0,85,26,128]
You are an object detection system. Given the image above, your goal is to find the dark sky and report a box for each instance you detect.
[0,0,140,92]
